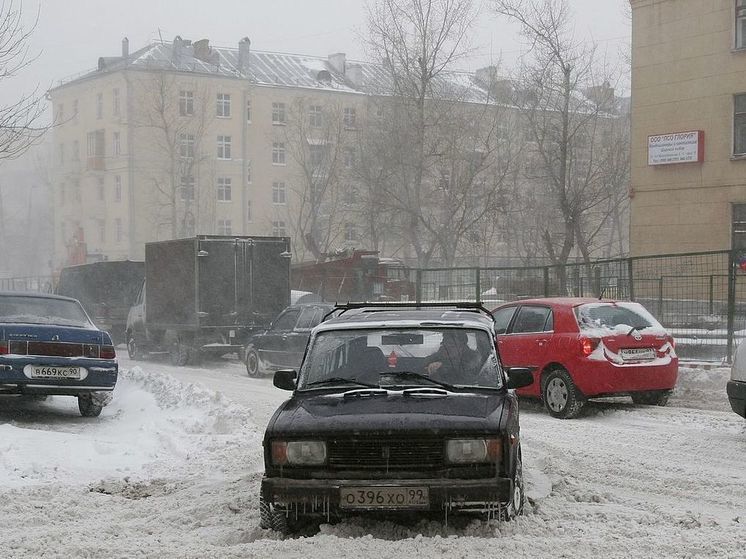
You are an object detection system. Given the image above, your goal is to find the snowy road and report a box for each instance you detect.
[0,356,744,558]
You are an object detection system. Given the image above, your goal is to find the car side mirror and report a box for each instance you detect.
[273,369,297,391]
[506,367,534,389]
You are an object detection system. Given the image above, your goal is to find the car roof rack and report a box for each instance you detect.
[322,301,495,323]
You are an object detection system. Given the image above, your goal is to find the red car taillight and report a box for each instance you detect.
[0,341,7,355]
[580,337,600,357]
[100,345,116,359]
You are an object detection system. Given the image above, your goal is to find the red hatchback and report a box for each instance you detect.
[492,298,678,419]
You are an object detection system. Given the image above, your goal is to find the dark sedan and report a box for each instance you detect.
[0,292,118,417]
[259,303,533,534]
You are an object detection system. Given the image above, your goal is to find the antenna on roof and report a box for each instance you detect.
[158,28,164,44]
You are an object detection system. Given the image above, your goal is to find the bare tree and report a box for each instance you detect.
[134,73,213,239]
[0,1,46,162]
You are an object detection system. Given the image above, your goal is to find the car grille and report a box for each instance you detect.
[328,437,445,470]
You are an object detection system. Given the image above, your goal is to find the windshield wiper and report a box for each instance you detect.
[380,371,456,392]
[304,377,379,389]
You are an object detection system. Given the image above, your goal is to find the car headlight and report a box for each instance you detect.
[271,440,327,466]
[446,438,502,464]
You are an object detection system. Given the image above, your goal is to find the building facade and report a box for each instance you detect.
[630,0,746,256]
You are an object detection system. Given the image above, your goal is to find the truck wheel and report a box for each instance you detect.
[170,341,193,366]
[78,395,103,417]
[631,390,671,406]
[127,334,141,360]
[259,492,292,535]
[245,348,262,377]
[542,368,584,419]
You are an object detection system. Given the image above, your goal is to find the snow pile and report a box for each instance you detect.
[673,365,732,412]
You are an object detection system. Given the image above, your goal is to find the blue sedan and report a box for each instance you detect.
[0,292,118,417]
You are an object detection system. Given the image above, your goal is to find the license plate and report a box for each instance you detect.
[619,348,655,362]
[29,366,82,379]
[340,487,429,509]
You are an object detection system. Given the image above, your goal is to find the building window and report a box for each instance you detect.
[113,131,121,156]
[310,144,325,167]
[179,133,195,159]
[96,93,103,119]
[309,105,323,127]
[343,147,355,169]
[113,88,121,116]
[57,103,64,123]
[217,93,231,117]
[181,176,195,201]
[272,102,286,124]
[736,94,746,155]
[58,143,65,164]
[247,200,253,222]
[73,180,81,203]
[217,177,232,201]
[246,99,252,122]
[97,219,106,243]
[272,142,286,165]
[179,90,194,116]
[734,204,746,250]
[97,177,105,201]
[272,181,287,205]
[73,99,79,122]
[738,1,746,49]
[217,219,232,235]
[343,107,357,128]
[115,218,123,243]
[439,168,451,190]
[246,160,252,184]
[72,140,79,161]
[115,175,122,202]
[217,135,232,159]
[343,184,358,205]
[272,220,287,237]
[344,222,358,242]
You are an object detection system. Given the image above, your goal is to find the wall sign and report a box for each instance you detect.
[647,130,705,166]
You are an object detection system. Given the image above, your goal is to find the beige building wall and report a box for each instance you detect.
[630,0,746,255]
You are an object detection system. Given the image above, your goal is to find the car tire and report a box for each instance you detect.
[631,390,671,406]
[542,368,584,419]
[245,348,262,377]
[259,492,293,535]
[127,334,141,360]
[505,447,525,520]
[78,395,103,417]
[170,341,193,367]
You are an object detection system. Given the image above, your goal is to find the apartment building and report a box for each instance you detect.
[629,0,746,256]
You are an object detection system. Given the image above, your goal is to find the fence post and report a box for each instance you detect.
[543,267,549,297]
[709,275,715,316]
[415,269,422,306]
[727,251,736,363]
[475,267,481,304]
[627,257,635,301]
[658,276,664,318]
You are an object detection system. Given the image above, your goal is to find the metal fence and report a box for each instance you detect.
[0,276,55,293]
[411,250,743,362]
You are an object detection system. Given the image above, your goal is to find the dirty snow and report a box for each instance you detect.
[0,357,743,558]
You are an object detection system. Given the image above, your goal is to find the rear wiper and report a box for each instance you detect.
[305,377,379,389]
[380,371,456,392]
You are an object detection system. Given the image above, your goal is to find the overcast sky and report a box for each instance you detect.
[7,0,630,116]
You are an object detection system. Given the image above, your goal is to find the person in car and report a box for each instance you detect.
[424,330,481,382]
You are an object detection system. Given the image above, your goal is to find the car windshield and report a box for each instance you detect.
[574,302,663,334]
[298,327,503,391]
[0,296,93,328]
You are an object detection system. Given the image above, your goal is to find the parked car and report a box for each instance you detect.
[0,292,118,417]
[259,303,534,534]
[243,303,334,377]
[728,342,746,418]
[491,297,678,419]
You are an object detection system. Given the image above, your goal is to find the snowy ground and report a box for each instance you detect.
[0,355,744,558]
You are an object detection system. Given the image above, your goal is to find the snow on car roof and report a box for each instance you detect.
[319,307,494,332]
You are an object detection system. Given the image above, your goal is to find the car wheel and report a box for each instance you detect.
[631,390,671,406]
[542,368,584,419]
[127,334,141,360]
[259,492,293,535]
[505,447,525,520]
[245,348,262,377]
[78,395,103,417]
[169,341,192,366]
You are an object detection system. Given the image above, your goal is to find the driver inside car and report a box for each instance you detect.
[423,330,482,382]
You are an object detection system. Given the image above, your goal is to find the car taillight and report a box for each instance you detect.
[271,441,288,466]
[0,341,7,355]
[580,337,600,357]
[100,345,116,359]
[668,335,676,349]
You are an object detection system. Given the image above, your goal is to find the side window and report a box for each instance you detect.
[296,307,322,330]
[511,306,552,334]
[273,309,300,331]
[492,306,517,335]
[544,310,554,331]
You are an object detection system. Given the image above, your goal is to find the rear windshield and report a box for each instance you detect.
[0,296,93,328]
[574,303,663,334]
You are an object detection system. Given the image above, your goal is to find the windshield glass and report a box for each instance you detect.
[574,302,664,334]
[0,296,93,328]
[299,327,503,390]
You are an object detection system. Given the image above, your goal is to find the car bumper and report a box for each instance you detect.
[727,380,746,418]
[261,476,513,518]
[568,358,679,398]
[0,356,118,395]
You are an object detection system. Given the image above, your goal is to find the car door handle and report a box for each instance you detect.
[537,339,549,346]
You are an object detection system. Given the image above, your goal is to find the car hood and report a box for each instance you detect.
[1,324,106,345]
[267,389,510,436]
